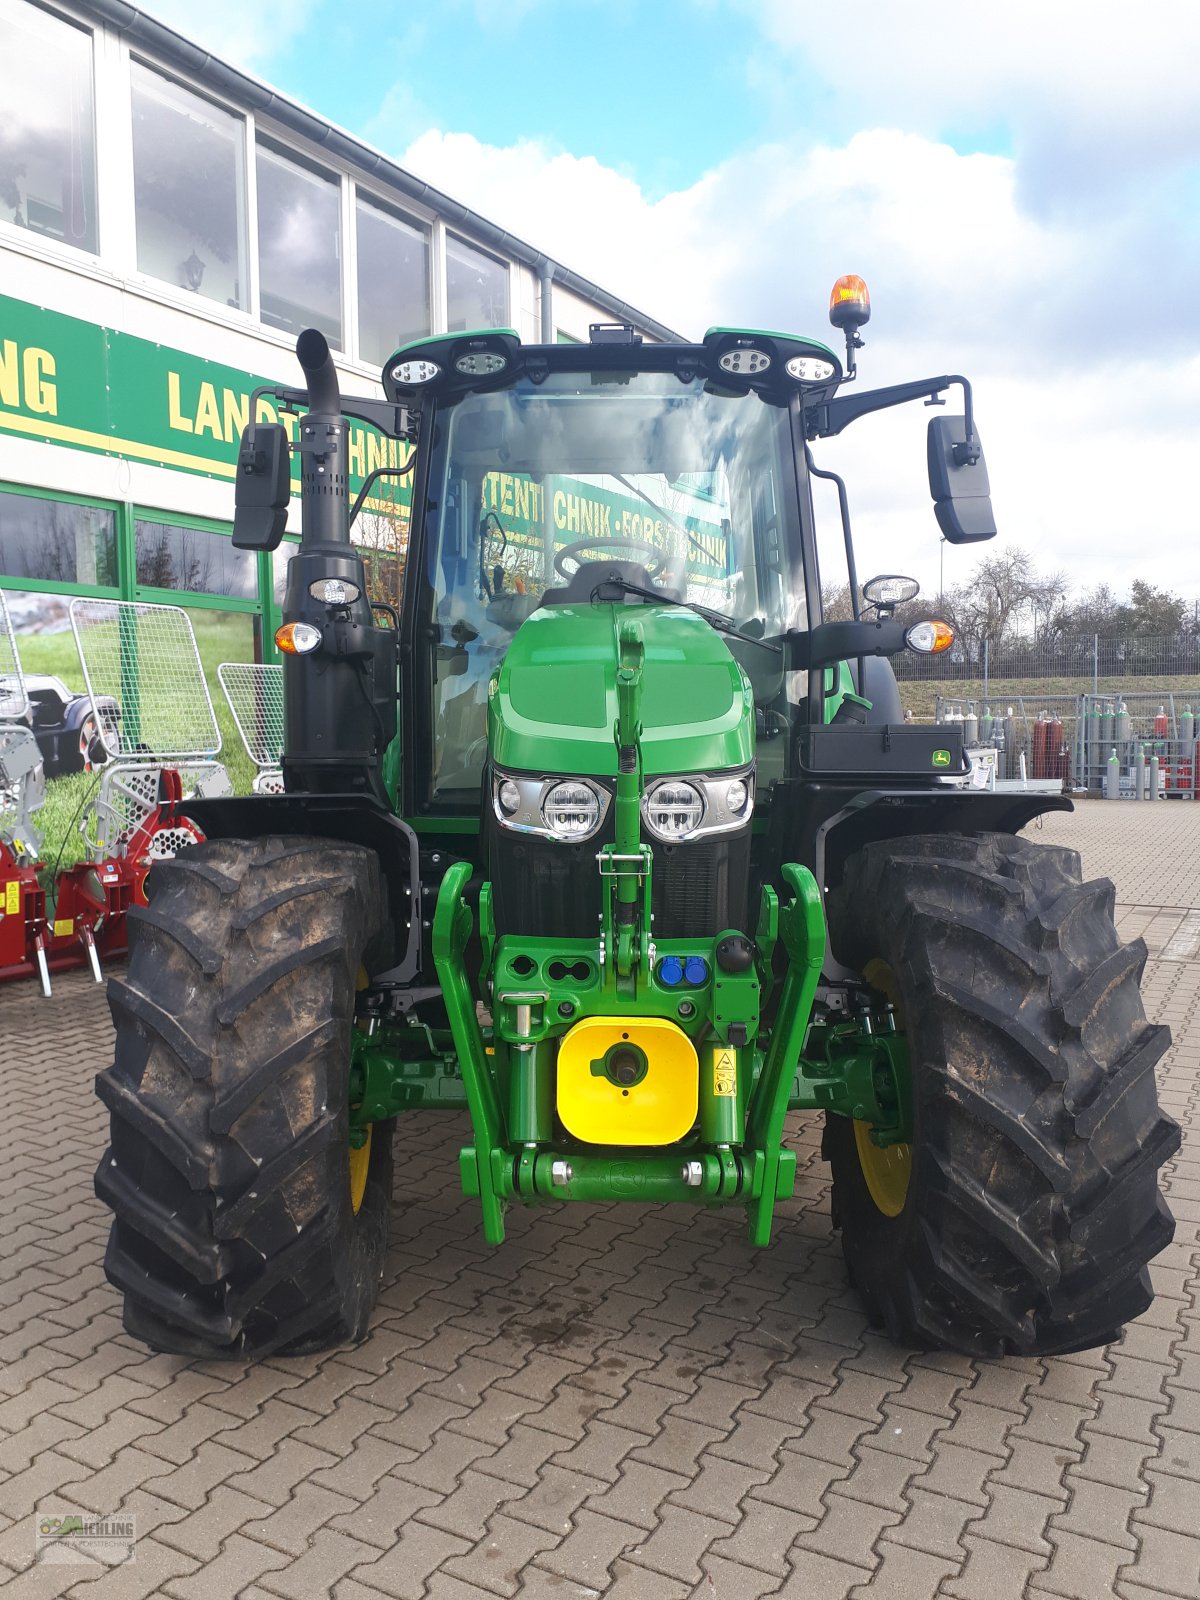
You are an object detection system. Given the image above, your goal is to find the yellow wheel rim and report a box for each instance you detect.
[853,1120,911,1217]
[854,958,912,1217]
[349,1126,372,1216]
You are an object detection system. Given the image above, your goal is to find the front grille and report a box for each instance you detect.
[651,831,750,938]
[487,791,752,942]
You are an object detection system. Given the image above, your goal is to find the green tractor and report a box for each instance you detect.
[96,278,1178,1360]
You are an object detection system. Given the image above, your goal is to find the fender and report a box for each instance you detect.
[181,793,423,985]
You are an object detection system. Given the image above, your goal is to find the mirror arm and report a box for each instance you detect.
[787,619,908,671]
[809,374,973,440]
[951,376,980,465]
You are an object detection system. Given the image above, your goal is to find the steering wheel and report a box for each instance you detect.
[553,538,665,579]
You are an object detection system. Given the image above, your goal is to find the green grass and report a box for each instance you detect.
[21,609,259,871]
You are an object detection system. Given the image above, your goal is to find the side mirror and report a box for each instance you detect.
[927,416,996,544]
[232,423,291,550]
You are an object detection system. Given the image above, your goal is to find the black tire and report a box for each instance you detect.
[825,831,1179,1357]
[95,835,393,1358]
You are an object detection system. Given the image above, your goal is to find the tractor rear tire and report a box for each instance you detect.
[95,836,393,1357]
[825,831,1179,1357]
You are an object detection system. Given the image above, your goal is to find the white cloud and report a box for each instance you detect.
[135,1,307,69]
[397,120,1198,601]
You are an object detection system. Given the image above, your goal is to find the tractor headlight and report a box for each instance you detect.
[644,781,704,840]
[642,769,754,843]
[542,781,602,841]
[492,771,611,842]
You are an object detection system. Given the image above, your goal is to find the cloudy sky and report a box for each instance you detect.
[145,0,1199,607]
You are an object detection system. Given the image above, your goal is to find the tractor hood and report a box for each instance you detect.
[488,603,755,777]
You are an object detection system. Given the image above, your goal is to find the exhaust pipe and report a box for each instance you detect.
[282,330,396,800]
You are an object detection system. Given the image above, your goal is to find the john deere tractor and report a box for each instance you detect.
[95,278,1178,1360]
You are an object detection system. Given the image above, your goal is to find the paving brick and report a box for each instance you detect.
[239,1481,358,1557]
[1030,1528,1133,1600]
[328,1471,445,1551]
[970,1482,1061,1556]
[534,1508,641,1588]
[944,1532,1050,1600]
[1137,1466,1196,1535]
[912,1441,998,1508]
[502,1465,603,1536]
[886,1485,976,1560]
[575,1460,683,1535]
[60,1534,199,1600]
[163,1531,290,1599]
[260,1528,383,1600]
[793,1491,902,1568]
[1053,1472,1144,1552]
[850,1540,963,1598]
[223,1438,341,1510]
[773,1546,877,1598]
[707,1403,807,1470]
[417,1466,523,1538]
[666,1451,771,1522]
[1121,1519,1200,1598]
[442,1513,562,1598]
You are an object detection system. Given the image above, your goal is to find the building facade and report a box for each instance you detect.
[0,0,676,668]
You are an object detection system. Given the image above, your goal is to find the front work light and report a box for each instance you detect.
[905,619,955,655]
[717,346,772,376]
[454,351,508,376]
[275,621,322,654]
[390,358,441,386]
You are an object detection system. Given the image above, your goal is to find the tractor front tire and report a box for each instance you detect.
[826,831,1179,1357]
[96,836,393,1357]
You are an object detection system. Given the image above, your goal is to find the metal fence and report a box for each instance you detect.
[898,632,1200,718]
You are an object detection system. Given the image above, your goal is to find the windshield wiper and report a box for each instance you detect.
[591,575,781,651]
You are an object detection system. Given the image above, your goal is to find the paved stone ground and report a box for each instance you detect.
[1,799,1197,1599]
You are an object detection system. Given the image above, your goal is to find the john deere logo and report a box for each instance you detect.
[932,749,952,768]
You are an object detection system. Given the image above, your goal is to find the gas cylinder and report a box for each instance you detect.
[1181,706,1194,748]
[1049,714,1064,777]
[1116,700,1131,747]
[980,705,993,745]
[964,705,979,746]
[1135,744,1146,799]
[1032,715,1047,778]
[1105,748,1120,799]
[1155,705,1169,739]
[1150,753,1161,799]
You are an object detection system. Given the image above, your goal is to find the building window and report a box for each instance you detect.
[446,235,508,332]
[131,63,247,309]
[356,195,429,367]
[135,519,257,600]
[0,490,116,587]
[257,143,342,346]
[0,3,98,254]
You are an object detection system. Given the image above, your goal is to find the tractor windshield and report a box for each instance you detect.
[419,370,806,801]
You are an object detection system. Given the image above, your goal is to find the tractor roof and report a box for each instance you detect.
[381,325,844,408]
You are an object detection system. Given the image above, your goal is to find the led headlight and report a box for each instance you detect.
[542,780,601,840]
[492,771,611,841]
[644,780,705,841]
[642,770,754,842]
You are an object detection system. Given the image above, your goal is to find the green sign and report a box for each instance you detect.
[932,748,951,767]
[0,293,408,511]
